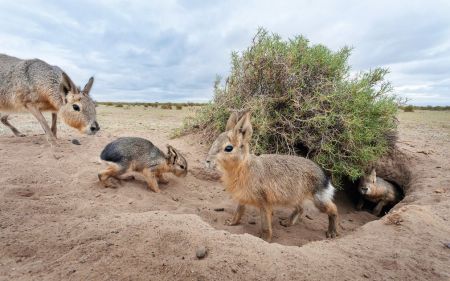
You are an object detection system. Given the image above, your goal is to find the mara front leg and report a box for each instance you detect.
[373,200,387,216]
[25,104,56,145]
[142,168,161,193]
[51,113,57,137]
[280,205,303,227]
[225,203,246,226]
[260,205,273,242]
[155,172,169,184]
[356,197,365,211]
[0,113,26,137]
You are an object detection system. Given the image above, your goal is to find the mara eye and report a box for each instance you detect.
[179,165,185,169]
[224,145,233,152]
[72,104,80,111]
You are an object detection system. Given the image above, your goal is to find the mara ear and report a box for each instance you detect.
[225,112,239,131]
[60,72,77,96]
[82,77,94,95]
[233,111,253,143]
[369,168,377,183]
[166,145,178,164]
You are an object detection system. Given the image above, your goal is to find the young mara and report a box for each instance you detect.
[99,137,188,192]
[206,111,338,242]
[0,54,99,145]
[357,168,400,216]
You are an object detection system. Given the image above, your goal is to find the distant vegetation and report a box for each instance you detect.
[402,105,414,112]
[98,102,206,109]
[181,28,399,186]
[399,105,450,111]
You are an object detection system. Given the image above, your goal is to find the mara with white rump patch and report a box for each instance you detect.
[206,111,339,242]
[0,54,99,145]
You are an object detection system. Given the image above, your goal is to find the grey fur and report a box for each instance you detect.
[0,54,99,144]
[101,137,168,170]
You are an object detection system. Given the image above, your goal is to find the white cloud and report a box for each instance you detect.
[0,0,449,104]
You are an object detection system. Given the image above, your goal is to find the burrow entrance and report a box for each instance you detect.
[190,148,412,247]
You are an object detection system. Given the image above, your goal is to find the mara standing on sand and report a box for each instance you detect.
[0,54,99,145]
[206,111,339,242]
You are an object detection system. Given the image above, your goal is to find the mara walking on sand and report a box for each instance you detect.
[0,54,99,145]
[98,137,188,192]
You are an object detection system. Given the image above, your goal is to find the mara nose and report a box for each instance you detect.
[90,121,100,132]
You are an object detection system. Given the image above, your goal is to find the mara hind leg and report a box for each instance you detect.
[51,113,57,137]
[98,163,125,188]
[225,203,246,226]
[280,205,304,227]
[314,198,338,238]
[0,114,25,137]
[142,168,161,193]
[260,205,273,242]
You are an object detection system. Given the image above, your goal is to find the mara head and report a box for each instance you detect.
[206,110,253,170]
[166,145,188,177]
[58,72,100,135]
[359,168,377,195]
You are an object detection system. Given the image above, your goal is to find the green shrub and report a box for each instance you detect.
[161,104,172,110]
[403,105,414,112]
[176,105,183,110]
[115,104,124,108]
[181,28,399,186]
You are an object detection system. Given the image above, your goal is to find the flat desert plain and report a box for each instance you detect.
[0,106,449,280]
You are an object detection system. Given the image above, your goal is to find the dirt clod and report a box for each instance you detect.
[71,139,81,145]
[196,246,207,259]
[214,208,225,212]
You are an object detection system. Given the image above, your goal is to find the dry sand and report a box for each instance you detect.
[0,106,449,280]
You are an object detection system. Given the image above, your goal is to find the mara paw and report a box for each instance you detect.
[326,230,338,238]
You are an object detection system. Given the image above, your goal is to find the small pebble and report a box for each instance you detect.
[248,219,256,225]
[444,242,450,249]
[214,208,225,212]
[363,273,370,278]
[71,139,81,145]
[196,246,207,259]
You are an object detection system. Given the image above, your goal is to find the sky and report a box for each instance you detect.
[0,1,449,105]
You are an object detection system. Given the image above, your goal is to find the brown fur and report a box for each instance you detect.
[206,112,338,241]
[357,169,400,216]
[99,161,180,193]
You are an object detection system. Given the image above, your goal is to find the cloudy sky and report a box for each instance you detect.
[1,1,449,105]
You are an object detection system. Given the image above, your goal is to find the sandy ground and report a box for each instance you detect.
[0,106,449,281]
